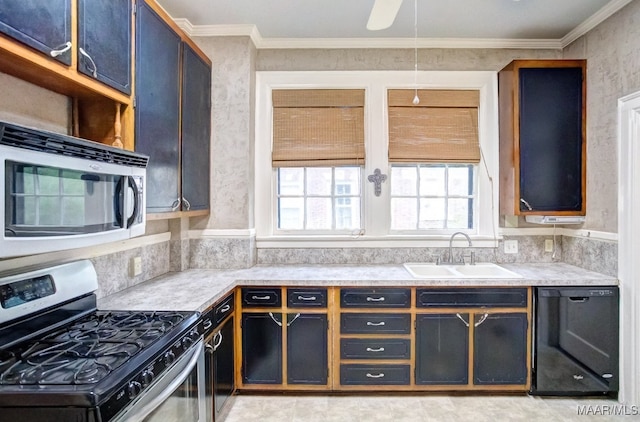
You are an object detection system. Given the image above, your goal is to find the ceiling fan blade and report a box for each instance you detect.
[367,0,404,31]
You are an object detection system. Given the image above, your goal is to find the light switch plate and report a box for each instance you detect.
[131,256,142,277]
[504,239,518,254]
[544,239,554,253]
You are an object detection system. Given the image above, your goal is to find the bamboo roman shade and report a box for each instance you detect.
[388,89,480,163]
[272,89,365,167]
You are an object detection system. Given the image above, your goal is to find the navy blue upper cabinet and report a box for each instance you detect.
[77,0,132,94]
[0,0,72,65]
[135,1,181,213]
[181,43,212,212]
[499,60,586,216]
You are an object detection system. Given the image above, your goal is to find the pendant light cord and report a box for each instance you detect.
[412,0,420,105]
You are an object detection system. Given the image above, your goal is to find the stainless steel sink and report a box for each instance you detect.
[403,262,523,279]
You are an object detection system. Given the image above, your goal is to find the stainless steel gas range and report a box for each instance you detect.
[0,260,206,421]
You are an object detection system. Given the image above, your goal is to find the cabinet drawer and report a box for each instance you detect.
[416,288,528,308]
[341,338,411,360]
[241,288,281,307]
[340,288,410,308]
[340,313,410,334]
[287,288,327,308]
[340,364,410,385]
[213,292,235,325]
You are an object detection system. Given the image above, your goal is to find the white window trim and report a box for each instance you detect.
[255,71,500,248]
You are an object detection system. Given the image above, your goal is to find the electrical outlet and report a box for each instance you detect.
[504,239,518,254]
[131,256,142,277]
[544,239,554,253]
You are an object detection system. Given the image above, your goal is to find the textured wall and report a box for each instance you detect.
[563,0,640,233]
[0,71,69,132]
[193,36,257,230]
[256,48,560,71]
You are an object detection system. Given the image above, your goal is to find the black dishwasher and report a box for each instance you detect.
[532,287,619,396]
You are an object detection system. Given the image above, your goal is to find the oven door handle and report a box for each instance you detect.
[114,340,203,422]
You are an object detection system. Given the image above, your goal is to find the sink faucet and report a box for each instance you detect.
[443,232,473,265]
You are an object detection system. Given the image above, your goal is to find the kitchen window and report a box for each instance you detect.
[255,71,499,245]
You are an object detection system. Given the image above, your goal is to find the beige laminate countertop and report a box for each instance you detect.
[97,263,618,313]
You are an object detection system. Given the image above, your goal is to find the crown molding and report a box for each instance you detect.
[561,0,634,48]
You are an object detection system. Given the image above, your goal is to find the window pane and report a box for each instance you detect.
[391,167,417,195]
[335,167,360,195]
[278,168,304,195]
[306,197,332,230]
[449,166,472,196]
[419,166,445,196]
[336,197,360,230]
[278,197,304,229]
[419,198,445,229]
[307,168,331,195]
[391,198,417,230]
[448,198,472,229]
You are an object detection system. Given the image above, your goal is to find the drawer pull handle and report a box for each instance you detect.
[218,304,231,313]
[297,295,317,301]
[455,313,470,327]
[366,373,385,378]
[366,296,386,302]
[366,321,386,326]
[203,319,213,330]
[474,313,489,327]
[366,347,385,352]
[252,295,271,300]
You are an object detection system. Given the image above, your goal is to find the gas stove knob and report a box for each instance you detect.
[182,336,194,350]
[142,369,155,386]
[163,350,176,366]
[127,381,142,400]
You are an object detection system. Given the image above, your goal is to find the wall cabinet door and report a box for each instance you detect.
[77,0,132,94]
[0,0,72,65]
[213,317,234,418]
[134,1,181,212]
[241,313,283,384]
[181,43,211,211]
[287,313,328,385]
[473,313,528,385]
[415,314,469,385]
[499,60,586,216]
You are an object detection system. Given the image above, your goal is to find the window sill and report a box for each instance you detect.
[256,235,502,249]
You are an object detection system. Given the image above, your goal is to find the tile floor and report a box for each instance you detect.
[224,394,633,421]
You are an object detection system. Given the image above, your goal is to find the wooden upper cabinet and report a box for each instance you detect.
[0,0,134,149]
[499,60,586,216]
[0,0,72,65]
[77,0,132,95]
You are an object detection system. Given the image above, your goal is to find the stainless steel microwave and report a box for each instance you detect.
[0,121,148,258]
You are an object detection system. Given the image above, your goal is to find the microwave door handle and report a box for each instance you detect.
[114,177,125,229]
[126,176,140,228]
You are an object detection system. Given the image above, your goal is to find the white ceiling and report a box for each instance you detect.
[154,0,632,48]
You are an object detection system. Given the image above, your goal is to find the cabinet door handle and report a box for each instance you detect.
[252,295,271,300]
[218,304,231,313]
[366,321,386,326]
[455,313,470,327]
[287,313,301,327]
[366,296,385,302]
[50,41,72,57]
[474,313,489,327]
[520,198,533,211]
[205,343,214,354]
[171,198,182,211]
[213,331,223,351]
[78,47,98,78]
[366,373,385,378]
[297,295,317,301]
[268,312,283,327]
[366,347,385,353]
[182,197,191,210]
